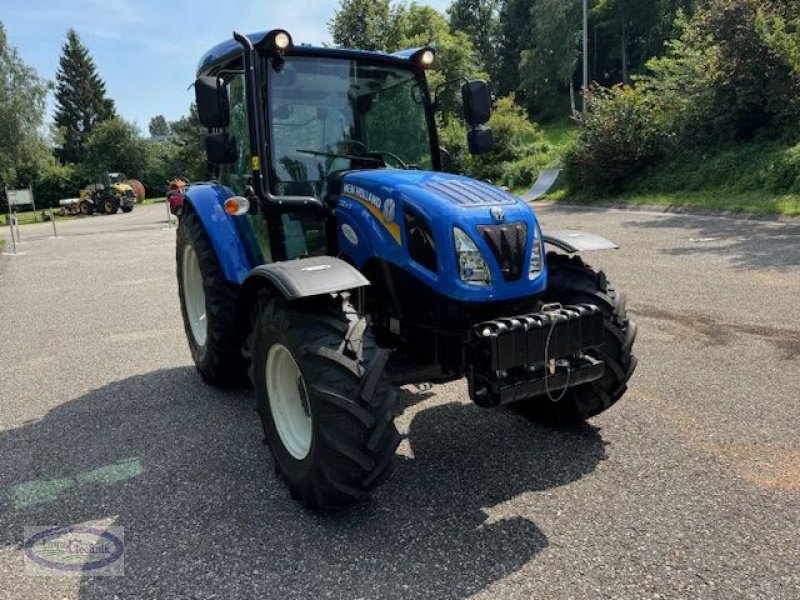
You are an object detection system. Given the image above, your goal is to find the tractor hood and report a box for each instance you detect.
[341,170,518,211]
[335,170,547,303]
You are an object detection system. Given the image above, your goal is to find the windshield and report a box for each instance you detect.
[108,173,128,185]
[267,56,434,197]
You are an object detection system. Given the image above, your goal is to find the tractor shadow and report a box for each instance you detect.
[622,213,800,270]
[0,368,606,599]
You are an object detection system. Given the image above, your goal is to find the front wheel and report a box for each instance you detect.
[252,294,400,509]
[516,252,638,424]
[121,205,133,213]
[176,210,248,386]
[101,194,119,215]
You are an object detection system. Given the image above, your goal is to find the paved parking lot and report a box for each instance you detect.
[1,203,798,599]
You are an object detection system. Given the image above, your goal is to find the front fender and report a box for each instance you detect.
[242,256,369,301]
[234,256,370,339]
[543,230,619,254]
[184,183,252,284]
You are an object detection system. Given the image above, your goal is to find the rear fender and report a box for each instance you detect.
[183,183,252,284]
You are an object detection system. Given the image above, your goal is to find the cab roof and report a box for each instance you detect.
[197,31,427,77]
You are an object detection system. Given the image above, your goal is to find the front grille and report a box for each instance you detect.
[125,190,134,198]
[477,222,527,282]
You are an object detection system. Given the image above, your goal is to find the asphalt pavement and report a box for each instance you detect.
[0,203,798,599]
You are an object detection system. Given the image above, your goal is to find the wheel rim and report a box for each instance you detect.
[182,244,207,347]
[266,343,312,460]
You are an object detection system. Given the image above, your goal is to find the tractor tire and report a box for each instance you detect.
[121,206,133,213]
[515,252,638,425]
[79,200,93,216]
[101,194,119,215]
[251,293,400,510]
[176,209,248,387]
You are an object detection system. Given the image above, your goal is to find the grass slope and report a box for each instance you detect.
[538,120,800,216]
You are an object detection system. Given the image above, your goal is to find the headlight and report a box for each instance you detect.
[454,227,491,285]
[529,224,543,279]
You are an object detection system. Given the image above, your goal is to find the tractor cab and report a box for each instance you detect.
[107,172,129,188]
[193,30,492,263]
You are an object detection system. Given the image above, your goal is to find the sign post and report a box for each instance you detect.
[7,213,17,254]
[29,186,37,221]
[582,0,589,112]
[7,189,32,243]
[12,212,21,244]
[165,198,173,229]
[49,209,61,239]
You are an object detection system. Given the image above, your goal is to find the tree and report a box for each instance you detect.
[329,0,393,50]
[168,104,208,182]
[495,0,535,96]
[138,104,209,196]
[0,22,50,192]
[589,0,697,86]
[758,10,800,76]
[447,0,500,76]
[330,1,481,118]
[148,115,170,138]
[518,0,582,115]
[81,117,147,181]
[53,29,115,164]
[687,0,800,140]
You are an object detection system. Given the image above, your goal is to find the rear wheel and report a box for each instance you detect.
[79,200,93,215]
[516,252,638,424]
[176,210,248,386]
[252,293,400,509]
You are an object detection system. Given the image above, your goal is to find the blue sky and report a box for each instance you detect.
[1,0,451,134]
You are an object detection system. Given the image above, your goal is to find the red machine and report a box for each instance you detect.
[167,178,188,216]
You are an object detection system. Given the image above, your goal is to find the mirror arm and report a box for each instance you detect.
[432,76,469,111]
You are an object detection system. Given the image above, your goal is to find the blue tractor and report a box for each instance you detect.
[177,30,637,509]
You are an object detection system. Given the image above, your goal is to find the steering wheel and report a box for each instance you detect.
[337,140,368,153]
[370,150,408,170]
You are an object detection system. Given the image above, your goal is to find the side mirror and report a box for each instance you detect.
[194,76,230,129]
[467,127,494,155]
[205,132,238,165]
[461,80,491,127]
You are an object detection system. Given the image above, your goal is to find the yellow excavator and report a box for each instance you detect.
[78,172,136,215]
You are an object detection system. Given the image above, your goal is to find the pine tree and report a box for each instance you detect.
[53,29,114,164]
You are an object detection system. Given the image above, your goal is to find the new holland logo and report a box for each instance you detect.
[490,207,506,221]
[341,183,402,244]
[382,197,396,222]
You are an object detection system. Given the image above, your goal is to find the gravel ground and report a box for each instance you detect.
[0,203,798,600]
